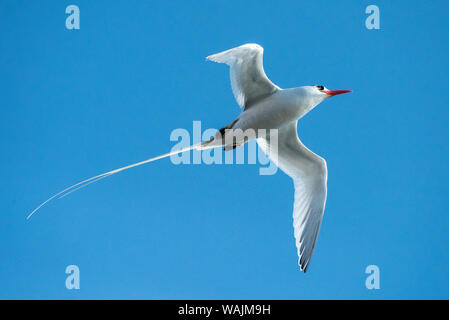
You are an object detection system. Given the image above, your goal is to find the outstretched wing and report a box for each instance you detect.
[257,121,328,272]
[207,43,280,110]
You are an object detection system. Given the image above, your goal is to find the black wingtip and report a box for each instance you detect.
[299,259,310,273]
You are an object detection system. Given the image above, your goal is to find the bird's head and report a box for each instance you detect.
[311,85,352,100]
[298,85,352,111]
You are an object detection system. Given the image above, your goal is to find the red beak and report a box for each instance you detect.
[322,89,352,96]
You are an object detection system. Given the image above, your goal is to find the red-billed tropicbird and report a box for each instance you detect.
[28,43,351,272]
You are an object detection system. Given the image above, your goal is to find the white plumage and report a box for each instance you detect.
[206,44,280,109]
[257,122,327,271]
[207,43,350,272]
[28,43,351,272]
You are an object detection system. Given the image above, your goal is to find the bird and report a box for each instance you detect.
[28,43,351,272]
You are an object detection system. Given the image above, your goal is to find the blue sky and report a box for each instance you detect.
[1,0,448,299]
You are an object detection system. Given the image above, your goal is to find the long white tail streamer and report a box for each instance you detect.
[27,143,208,220]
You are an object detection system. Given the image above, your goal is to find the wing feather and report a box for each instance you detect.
[206,43,280,109]
[257,121,327,272]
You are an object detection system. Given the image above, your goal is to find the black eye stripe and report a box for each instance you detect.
[315,85,324,91]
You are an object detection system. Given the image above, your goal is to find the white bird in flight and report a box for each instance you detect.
[28,43,351,272]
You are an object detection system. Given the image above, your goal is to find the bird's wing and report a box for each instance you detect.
[257,121,328,272]
[206,43,280,110]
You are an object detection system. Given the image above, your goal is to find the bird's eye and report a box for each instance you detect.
[315,85,324,91]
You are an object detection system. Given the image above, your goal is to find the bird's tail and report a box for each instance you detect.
[26,140,218,220]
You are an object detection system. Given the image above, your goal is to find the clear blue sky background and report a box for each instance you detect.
[1,0,448,299]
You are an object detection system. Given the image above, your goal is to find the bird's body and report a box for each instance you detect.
[28,43,351,272]
[230,87,324,133]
